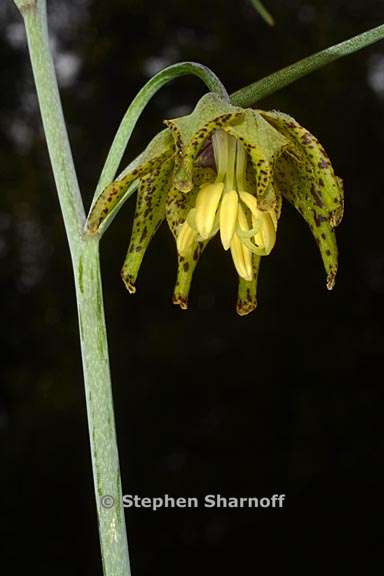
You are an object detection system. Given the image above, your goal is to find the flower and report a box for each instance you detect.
[175,129,278,279]
[86,93,343,315]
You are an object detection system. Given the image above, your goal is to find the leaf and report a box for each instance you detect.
[248,0,275,26]
[230,24,384,107]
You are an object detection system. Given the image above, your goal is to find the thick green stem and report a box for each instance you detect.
[75,239,130,576]
[19,0,84,243]
[94,62,228,202]
[15,1,131,574]
[231,23,384,106]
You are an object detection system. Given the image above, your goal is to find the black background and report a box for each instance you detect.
[1,0,384,573]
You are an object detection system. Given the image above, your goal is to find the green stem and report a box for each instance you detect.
[15,0,84,240]
[231,23,384,106]
[14,1,131,574]
[76,239,130,576]
[94,62,228,202]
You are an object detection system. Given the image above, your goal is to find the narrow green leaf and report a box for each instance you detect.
[231,24,384,107]
[248,0,274,26]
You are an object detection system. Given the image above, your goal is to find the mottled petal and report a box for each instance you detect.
[225,109,288,162]
[86,129,174,234]
[274,153,338,289]
[166,167,215,308]
[224,109,288,210]
[120,157,174,293]
[260,110,344,228]
[236,255,261,316]
[166,167,216,238]
[173,245,205,310]
[165,93,244,192]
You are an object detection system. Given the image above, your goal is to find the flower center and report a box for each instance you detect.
[176,129,277,281]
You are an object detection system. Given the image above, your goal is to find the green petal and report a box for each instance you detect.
[165,93,244,192]
[236,254,261,316]
[165,93,239,148]
[166,166,216,308]
[224,109,288,211]
[260,111,344,227]
[120,157,174,293]
[225,109,288,162]
[274,153,339,289]
[86,129,174,234]
[173,245,205,310]
[242,162,282,226]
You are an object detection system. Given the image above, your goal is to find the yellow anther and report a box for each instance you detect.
[176,215,197,257]
[230,233,253,282]
[239,191,258,216]
[219,190,239,250]
[194,182,224,240]
[237,203,251,232]
[240,191,276,254]
[259,212,276,254]
[242,241,253,280]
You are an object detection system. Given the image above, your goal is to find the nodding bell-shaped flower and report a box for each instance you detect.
[175,129,278,282]
[86,93,343,316]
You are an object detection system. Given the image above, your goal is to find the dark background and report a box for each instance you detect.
[1,0,384,573]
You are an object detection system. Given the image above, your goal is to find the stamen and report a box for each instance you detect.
[212,130,228,182]
[242,242,253,280]
[236,219,262,239]
[219,190,238,250]
[177,214,197,256]
[259,212,276,254]
[239,192,276,254]
[194,182,224,239]
[224,134,237,192]
[239,191,258,216]
[237,203,251,232]
[236,140,248,192]
[230,233,253,281]
[238,204,268,255]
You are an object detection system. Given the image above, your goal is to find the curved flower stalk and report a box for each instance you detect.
[86,93,343,315]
